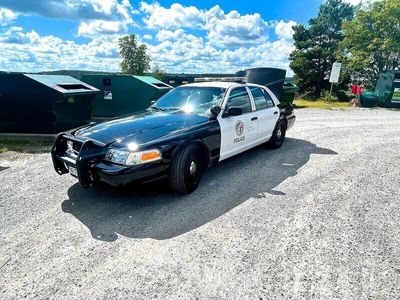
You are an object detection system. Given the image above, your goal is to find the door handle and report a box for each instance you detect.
[274,111,278,115]
[251,117,258,121]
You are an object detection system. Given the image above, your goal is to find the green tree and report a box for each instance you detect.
[152,65,167,81]
[289,0,355,98]
[119,35,151,75]
[340,0,400,87]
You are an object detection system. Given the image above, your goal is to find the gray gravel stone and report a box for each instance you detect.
[1,108,400,299]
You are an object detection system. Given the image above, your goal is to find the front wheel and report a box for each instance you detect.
[268,120,286,149]
[168,145,204,194]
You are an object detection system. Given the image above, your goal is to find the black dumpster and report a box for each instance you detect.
[0,73,98,133]
[245,68,287,101]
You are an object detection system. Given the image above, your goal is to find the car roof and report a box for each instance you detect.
[183,81,239,89]
[172,81,280,106]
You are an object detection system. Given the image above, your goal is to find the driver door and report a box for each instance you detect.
[218,86,259,161]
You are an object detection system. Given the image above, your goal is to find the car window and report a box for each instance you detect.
[225,87,252,114]
[250,87,268,110]
[154,87,226,115]
[262,89,275,107]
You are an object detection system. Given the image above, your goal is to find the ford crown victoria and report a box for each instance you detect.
[52,82,296,194]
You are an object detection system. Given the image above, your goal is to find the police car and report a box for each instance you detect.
[52,81,295,194]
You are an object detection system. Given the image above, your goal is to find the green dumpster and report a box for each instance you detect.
[360,70,400,108]
[0,73,98,133]
[281,82,299,104]
[377,70,400,108]
[360,91,380,107]
[80,74,173,119]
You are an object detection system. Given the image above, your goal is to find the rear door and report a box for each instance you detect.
[248,86,279,142]
[218,86,259,161]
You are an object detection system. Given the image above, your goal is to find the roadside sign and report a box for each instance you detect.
[329,62,342,83]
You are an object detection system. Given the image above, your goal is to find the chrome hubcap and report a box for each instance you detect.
[276,127,282,139]
[189,161,197,176]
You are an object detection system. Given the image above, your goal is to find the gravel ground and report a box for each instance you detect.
[1,108,400,299]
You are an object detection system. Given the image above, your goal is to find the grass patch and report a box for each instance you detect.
[294,99,349,109]
[0,136,55,153]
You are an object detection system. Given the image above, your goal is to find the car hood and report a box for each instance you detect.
[75,110,210,146]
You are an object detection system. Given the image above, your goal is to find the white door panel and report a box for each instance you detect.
[218,112,259,161]
[247,85,280,143]
[257,107,279,142]
[218,86,259,161]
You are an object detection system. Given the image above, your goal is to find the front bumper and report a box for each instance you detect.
[51,134,168,188]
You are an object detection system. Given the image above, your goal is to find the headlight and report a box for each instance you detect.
[105,149,162,166]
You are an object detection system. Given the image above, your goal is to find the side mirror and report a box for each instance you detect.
[150,100,156,105]
[225,107,242,117]
[210,105,221,117]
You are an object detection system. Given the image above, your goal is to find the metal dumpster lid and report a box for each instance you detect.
[132,76,172,89]
[24,74,99,95]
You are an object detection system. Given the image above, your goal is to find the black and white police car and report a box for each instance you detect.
[52,81,296,194]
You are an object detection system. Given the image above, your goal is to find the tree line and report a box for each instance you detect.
[290,0,399,99]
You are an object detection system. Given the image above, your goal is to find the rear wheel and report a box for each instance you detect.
[168,145,204,194]
[268,120,286,148]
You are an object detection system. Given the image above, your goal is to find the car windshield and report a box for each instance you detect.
[153,86,226,115]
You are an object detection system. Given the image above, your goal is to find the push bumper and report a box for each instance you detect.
[51,134,168,188]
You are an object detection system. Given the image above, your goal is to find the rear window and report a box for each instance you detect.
[262,89,274,107]
[250,87,268,110]
[250,87,274,109]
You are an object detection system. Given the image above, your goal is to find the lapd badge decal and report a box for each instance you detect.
[235,121,244,136]
[234,120,245,143]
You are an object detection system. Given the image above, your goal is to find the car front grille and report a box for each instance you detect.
[65,139,83,158]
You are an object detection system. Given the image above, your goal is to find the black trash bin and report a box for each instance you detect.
[245,67,287,100]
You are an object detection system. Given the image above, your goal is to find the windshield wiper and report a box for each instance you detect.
[150,106,164,112]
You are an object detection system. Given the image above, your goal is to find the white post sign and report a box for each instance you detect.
[329,62,342,83]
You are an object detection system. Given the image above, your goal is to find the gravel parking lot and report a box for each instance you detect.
[1,108,400,299]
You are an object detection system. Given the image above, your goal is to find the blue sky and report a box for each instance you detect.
[0,0,358,74]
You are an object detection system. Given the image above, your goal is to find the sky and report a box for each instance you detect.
[0,0,362,75]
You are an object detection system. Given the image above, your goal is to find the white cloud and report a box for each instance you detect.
[143,34,152,40]
[0,0,131,21]
[77,19,132,36]
[141,3,275,48]
[0,0,134,36]
[156,29,185,41]
[0,8,18,25]
[275,20,296,40]
[0,2,297,76]
[140,2,204,29]
[342,0,377,6]
[0,27,121,72]
[205,5,273,47]
[148,27,295,76]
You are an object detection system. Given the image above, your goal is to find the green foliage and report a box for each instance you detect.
[152,65,167,81]
[340,0,400,88]
[290,0,355,98]
[119,35,151,75]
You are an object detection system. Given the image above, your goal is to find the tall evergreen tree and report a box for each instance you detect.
[289,0,355,98]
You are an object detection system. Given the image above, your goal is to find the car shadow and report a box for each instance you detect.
[0,166,9,172]
[61,138,337,242]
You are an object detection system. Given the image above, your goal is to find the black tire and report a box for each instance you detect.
[168,144,204,194]
[268,120,286,149]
